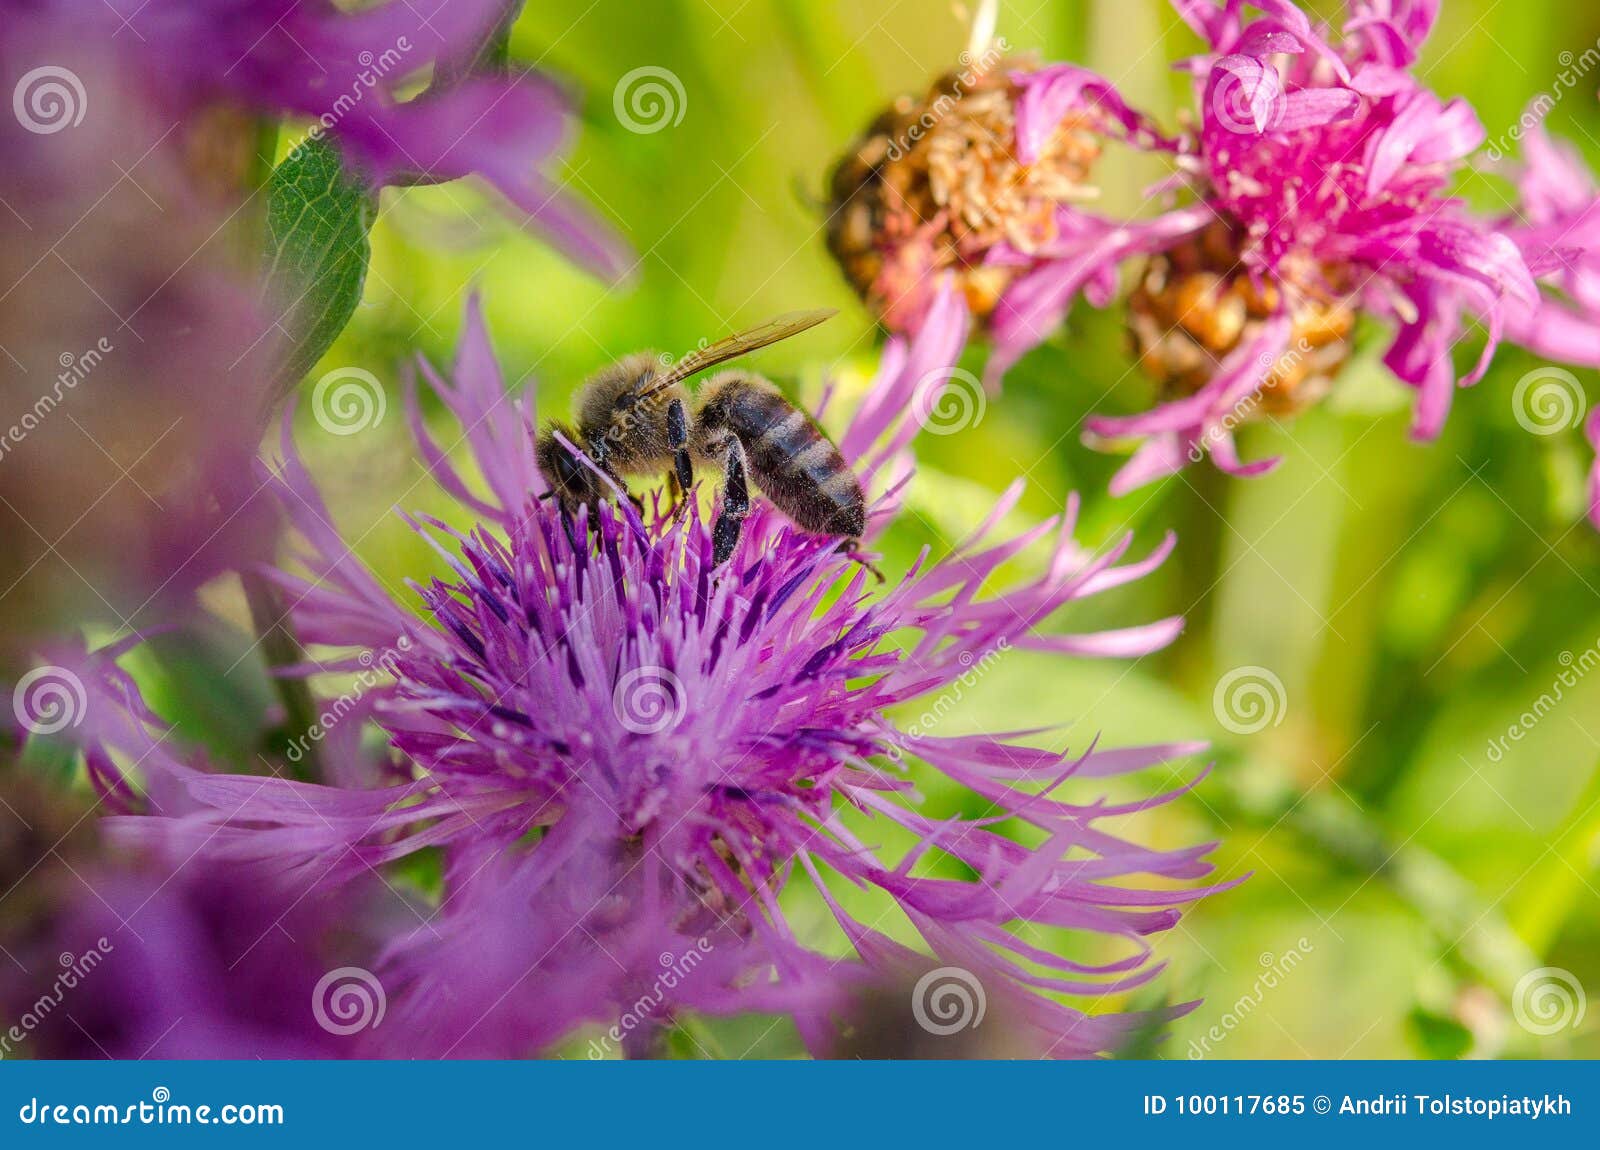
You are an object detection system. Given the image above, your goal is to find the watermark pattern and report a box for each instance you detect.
[0,338,113,464]
[911,966,986,1036]
[1212,665,1287,736]
[1210,57,1283,135]
[1186,938,1315,1058]
[285,637,411,765]
[1511,967,1586,1036]
[311,367,387,436]
[286,37,413,163]
[12,665,87,736]
[584,939,714,1058]
[12,65,86,134]
[887,639,1009,761]
[1511,367,1586,436]
[1187,338,1313,463]
[17,1089,283,1127]
[1486,641,1600,763]
[1483,40,1600,161]
[311,967,386,1036]
[911,366,986,436]
[0,940,114,1059]
[612,665,687,735]
[882,38,1009,161]
[613,66,686,134]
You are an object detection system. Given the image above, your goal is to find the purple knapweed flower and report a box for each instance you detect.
[1497,121,1600,370]
[88,300,1234,1058]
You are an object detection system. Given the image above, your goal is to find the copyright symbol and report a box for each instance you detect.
[1313,1095,1331,1115]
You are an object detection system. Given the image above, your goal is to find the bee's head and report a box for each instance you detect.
[535,424,606,514]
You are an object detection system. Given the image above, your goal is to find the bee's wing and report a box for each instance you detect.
[642,309,836,395]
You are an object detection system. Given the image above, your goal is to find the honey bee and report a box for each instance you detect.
[535,309,866,566]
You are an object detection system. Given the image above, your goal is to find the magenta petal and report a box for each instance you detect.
[1588,407,1600,531]
[1013,64,1168,164]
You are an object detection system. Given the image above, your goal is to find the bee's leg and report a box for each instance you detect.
[835,539,885,583]
[667,398,694,493]
[557,506,581,553]
[712,436,749,566]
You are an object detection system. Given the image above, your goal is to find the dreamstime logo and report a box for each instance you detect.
[1512,367,1586,436]
[613,66,686,134]
[1187,938,1315,1058]
[911,966,986,1036]
[13,66,86,134]
[887,638,1009,762]
[12,665,87,736]
[1209,58,1282,135]
[1511,967,1586,1036]
[287,36,413,162]
[882,38,1009,161]
[311,967,386,1036]
[0,337,113,464]
[285,637,411,765]
[1484,41,1600,161]
[311,367,387,436]
[585,939,715,1058]
[1486,640,1600,763]
[613,665,687,734]
[1213,666,1286,735]
[1,939,113,1060]
[911,366,986,436]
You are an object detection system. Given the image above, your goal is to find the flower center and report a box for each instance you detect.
[1127,219,1357,415]
[827,64,1101,332]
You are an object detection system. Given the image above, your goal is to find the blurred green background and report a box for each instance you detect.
[244,0,1600,1057]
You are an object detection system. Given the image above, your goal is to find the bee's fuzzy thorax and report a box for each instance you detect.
[572,351,684,474]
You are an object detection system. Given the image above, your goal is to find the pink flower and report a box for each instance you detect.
[824,49,1197,387]
[1089,0,1537,493]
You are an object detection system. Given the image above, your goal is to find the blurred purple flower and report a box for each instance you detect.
[1492,119,1600,529]
[82,301,1235,1058]
[17,0,627,278]
[0,0,629,651]
[1497,122,1600,366]
[2,859,376,1059]
[0,37,279,652]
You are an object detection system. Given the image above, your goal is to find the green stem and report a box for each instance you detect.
[243,115,318,782]
[1213,777,1538,997]
[241,572,322,783]
[1508,756,1600,955]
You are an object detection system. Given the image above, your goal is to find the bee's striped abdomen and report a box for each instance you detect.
[699,375,865,539]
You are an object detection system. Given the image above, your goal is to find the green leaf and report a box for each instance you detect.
[261,136,377,390]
